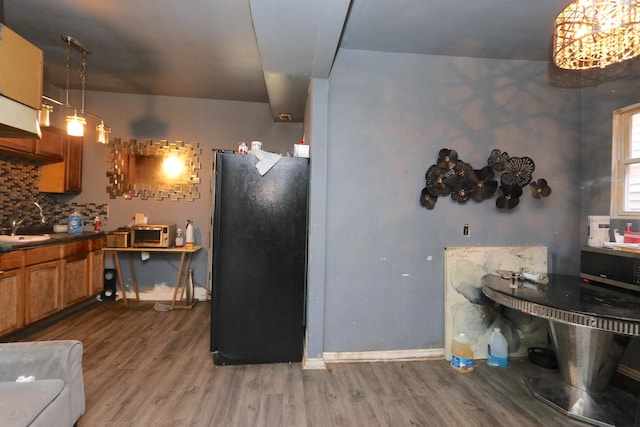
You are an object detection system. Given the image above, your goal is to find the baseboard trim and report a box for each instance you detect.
[322,348,445,363]
[1,296,100,342]
[302,357,327,370]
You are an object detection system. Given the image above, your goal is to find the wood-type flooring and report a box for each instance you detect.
[22,300,637,426]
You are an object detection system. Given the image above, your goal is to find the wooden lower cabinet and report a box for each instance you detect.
[0,236,104,335]
[62,253,89,307]
[24,244,62,324]
[89,240,104,295]
[0,251,25,335]
[25,260,62,323]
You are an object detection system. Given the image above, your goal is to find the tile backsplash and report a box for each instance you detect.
[0,156,108,232]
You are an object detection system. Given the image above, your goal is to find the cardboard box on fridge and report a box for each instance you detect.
[293,144,310,158]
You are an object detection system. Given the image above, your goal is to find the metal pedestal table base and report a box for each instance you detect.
[526,377,636,427]
[480,275,640,427]
[526,321,634,427]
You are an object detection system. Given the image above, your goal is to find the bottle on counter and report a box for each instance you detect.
[521,268,549,285]
[93,216,101,233]
[175,228,184,248]
[185,220,194,249]
[67,211,84,234]
[487,328,508,367]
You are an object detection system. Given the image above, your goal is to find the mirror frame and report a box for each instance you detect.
[107,138,201,201]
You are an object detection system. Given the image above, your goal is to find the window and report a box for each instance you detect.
[612,103,640,218]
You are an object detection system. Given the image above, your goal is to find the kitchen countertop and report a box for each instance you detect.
[0,232,104,252]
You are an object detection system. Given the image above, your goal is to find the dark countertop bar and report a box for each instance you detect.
[0,232,104,252]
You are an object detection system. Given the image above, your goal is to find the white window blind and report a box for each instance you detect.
[612,104,640,218]
[626,113,640,212]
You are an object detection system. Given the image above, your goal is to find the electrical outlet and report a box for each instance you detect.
[463,224,470,236]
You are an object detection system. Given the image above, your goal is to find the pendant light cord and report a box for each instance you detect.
[65,40,71,108]
[80,51,86,114]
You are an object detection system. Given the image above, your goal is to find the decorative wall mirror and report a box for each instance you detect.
[107,138,201,201]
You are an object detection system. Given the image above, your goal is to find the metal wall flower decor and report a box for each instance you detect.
[419,149,551,210]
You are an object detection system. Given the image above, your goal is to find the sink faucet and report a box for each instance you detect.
[10,201,47,235]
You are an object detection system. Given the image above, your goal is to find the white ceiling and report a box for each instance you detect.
[2,0,572,122]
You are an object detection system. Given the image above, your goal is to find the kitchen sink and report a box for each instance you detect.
[0,234,51,243]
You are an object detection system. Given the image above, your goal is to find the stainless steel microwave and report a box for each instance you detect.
[131,224,176,248]
[580,246,640,293]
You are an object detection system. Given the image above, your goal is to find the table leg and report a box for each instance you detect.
[127,253,140,301]
[527,321,632,426]
[113,252,127,307]
[170,253,196,309]
[170,252,186,307]
[178,253,194,302]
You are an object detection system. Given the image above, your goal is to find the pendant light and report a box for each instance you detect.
[43,36,112,143]
[553,0,640,69]
[63,35,89,137]
[96,120,111,144]
[38,104,53,127]
[66,111,86,136]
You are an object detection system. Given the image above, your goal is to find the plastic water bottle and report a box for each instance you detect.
[185,220,194,249]
[67,211,84,233]
[175,228,184,248]
[487,328,508,367]
[450,333,474,373]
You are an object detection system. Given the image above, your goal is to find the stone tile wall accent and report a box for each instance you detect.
[0,157,108,232]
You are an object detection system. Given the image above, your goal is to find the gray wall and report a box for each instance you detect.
[308,49,583,353]
[65,91,303,292]
[305,79,329,359]
[580,75,640,234]
[40,48,639,361]
[580,73,640,372]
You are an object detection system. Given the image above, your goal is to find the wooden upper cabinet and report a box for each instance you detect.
[65,135,83,192]
[39,133,83,193]
[35,128,64,161]
[0,137,35,154]
[0,128,64,162]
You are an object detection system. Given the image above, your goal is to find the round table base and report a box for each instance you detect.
[526,376,636,427]
[549,321,630,393]
[528,320,634,426]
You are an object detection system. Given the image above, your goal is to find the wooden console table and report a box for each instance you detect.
[104,246,202,308]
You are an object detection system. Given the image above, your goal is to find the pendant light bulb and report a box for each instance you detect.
[66,111,86,137]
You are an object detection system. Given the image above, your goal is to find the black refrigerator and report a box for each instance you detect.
[210,151,309,365]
